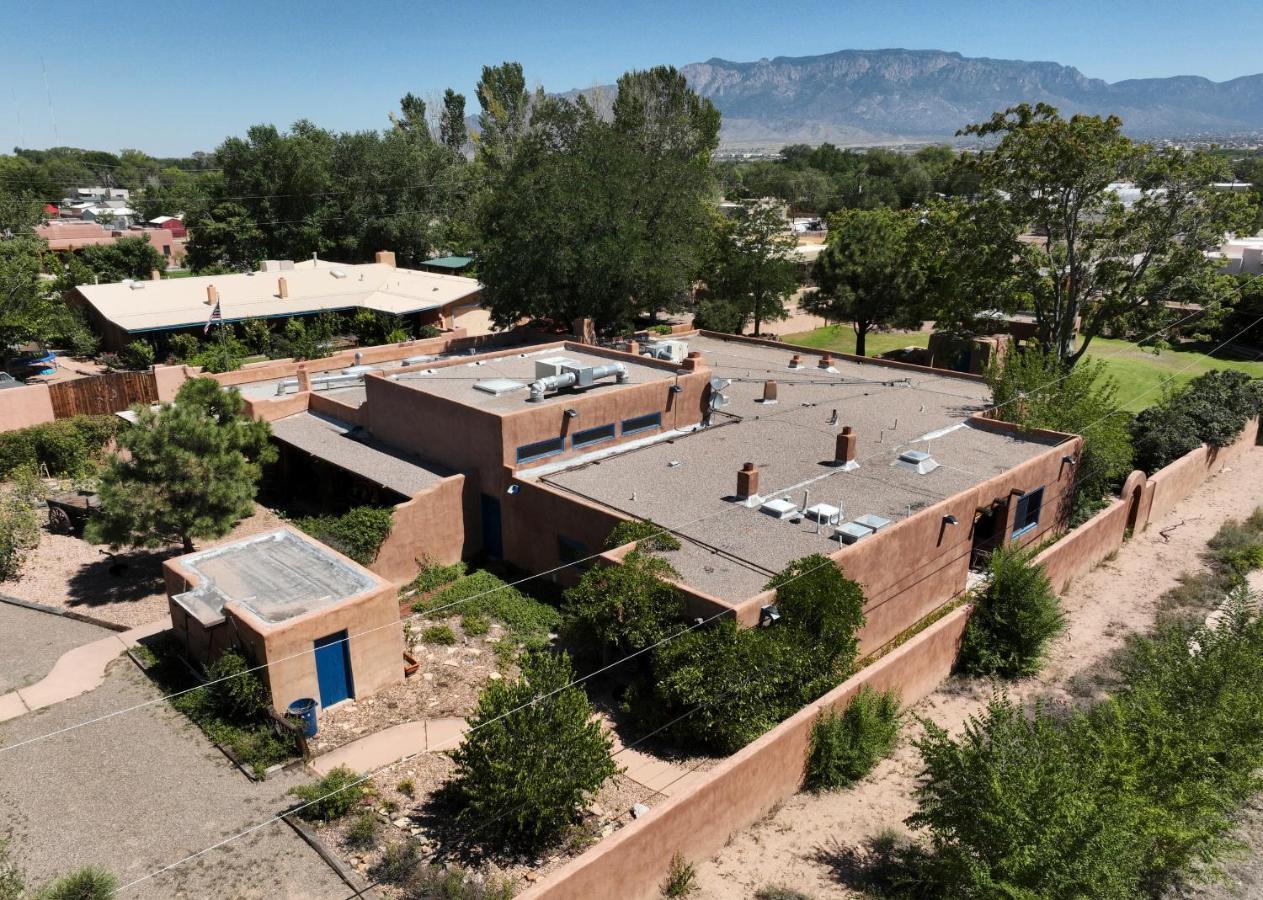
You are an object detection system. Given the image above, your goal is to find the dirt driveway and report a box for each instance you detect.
[0,660,351,899]
[693,446,1263,899]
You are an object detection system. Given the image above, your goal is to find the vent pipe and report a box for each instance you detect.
[278,277,288,299]
[527,362,627,402]
[205,284,218,305]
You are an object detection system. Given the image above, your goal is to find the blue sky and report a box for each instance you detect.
[3,0,1261,156]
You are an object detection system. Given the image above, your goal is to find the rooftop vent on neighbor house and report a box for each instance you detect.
[642,339,688,363]
[474,378,526,396]
[894,449,939,475]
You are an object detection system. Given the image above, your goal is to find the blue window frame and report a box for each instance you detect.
[572,423,615,449]
[1011,487,1044,538]
[621,412,662,435]
[516,436,565,464]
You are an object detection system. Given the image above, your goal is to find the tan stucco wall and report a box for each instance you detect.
[0,384,56,431]
[1147,417,1259,524]
[371,475,471,583]
[522,604,971,900]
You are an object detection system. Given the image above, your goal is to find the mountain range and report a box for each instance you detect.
[577,49,1263,148]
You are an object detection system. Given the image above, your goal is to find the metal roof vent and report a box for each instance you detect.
[760,498,798,520]
[894,449,939,475]
[330,268,347,279]
[835,521,875,544]
[128,281,145,290]
[854,513,892,532]
[474,378,526,396]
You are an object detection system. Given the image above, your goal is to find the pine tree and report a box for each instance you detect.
[86,378,276,553]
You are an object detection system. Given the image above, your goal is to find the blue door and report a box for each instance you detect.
[481,494,503,558]
[314,630,354,709]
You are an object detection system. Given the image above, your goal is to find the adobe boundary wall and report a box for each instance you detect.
[521,605,970,900]
[0,383,57,432]
[1033,416,1259,594]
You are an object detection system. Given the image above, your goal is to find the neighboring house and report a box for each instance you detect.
[81,206,138,228]
[72,251,484,349]
[35,221,181,262]
[147,215,188,238]
[1208,235,1263,276]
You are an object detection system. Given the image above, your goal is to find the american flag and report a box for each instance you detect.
[204,298,222,334]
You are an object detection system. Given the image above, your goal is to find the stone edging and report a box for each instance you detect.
[0,593,129,632]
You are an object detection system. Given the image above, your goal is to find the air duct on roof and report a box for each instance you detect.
[894,449,939,475]
[527,362,627,402]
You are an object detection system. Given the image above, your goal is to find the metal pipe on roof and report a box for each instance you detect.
[527,362,627,402]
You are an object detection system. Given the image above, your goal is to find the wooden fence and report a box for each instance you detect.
[48,371,157,419]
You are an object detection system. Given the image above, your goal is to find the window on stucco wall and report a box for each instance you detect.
[1012,486,1044,538]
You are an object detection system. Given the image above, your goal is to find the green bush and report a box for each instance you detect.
[117,340,156,371]
[605,518,682,552]
[294,505,394,565]
[450,651,617,851]
[0,839,23,900]
[413,569,560,650]
[562,550,685,655]
[409,557,467,594]
[663,851,697,897]
[204,650,270,722]
[345,810,378,849]
[0,415,119,479]
[461,612,490,636]
[805,686,901,792]
[290,766,366,821]
[766,554,866,677]
[1132,370,1263,473]
[422,624,457,645]
[166,332,202,362]
[1206,510,1263,580]
[417,323,443,340]
[33,867,118,900]
[960,544,1064,678]
[0,492,40,581]
[692,297,746,334]
[753,888,814,900]
[52,308,101,358]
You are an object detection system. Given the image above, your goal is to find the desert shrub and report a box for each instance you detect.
[401,865,514,900]
[370,840,421,884]
[33,867,118,900]
[290,766,366,821]
[422,624,457,645]
[397,776,416,797]
[189,332,248,373]
[204,649,270,722]
[605,518,681,552]
[805,687,901,792]
[692,296,746,333]
[910,694,1148,899]
[460,612,490,636]
[1205,508,1263,581]
[0,415,119,479]
[294,505,393,565]
[650,324,674,335]
[351,309,415,346]
[417,323,443,339]
[1131,370,1263,472]
[413,569,560,650]
[346,810,378,849]
[753,888,814,900]
[449,651,617,851]
[116,339,156,371]
[0,839,23,900]
[960,544,1064,678]
[409,557,467,594]
[662,851,696,897]
[562,550,685,655]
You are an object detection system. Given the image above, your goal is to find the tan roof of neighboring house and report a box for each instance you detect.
[75,260,482,335]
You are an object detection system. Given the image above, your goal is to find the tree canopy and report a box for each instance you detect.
[701,201,799,335]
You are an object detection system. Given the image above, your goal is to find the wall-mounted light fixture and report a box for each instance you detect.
[1062,455,1077,466]
[564,408,579,419]
[943,514,959,526]
[759,605,781,627]
[669,384,684,394]
[505,484,521,495]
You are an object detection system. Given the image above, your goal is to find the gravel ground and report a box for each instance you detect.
[4,504,288,629]
[0,661,352,900]
[0,601,110,694]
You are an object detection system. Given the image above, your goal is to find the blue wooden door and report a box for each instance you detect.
[481,494,503,558]
[314,630,354,708]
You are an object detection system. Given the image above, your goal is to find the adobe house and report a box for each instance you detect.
[164,527,405,715]
[220,331,1079,658]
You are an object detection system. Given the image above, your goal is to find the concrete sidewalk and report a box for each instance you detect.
[0,618,168,723]
[311,717,468,775]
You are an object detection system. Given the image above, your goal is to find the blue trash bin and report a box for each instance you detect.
[287,698,318,738]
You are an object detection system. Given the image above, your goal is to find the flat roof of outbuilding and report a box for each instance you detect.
[542,334,1069,602]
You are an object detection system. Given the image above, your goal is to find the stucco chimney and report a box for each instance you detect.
[375,250,396,267]
[682,350,704,371]
[789,354,802,369]
[626,340,639,356]
[761,380,778,404]
[819,352,833,369]
[297,365,312,393]
[206,285,218,305]
[278,277,289,299]
[834,426,859,469]
[149,268,160,281]
[736,462,759,500]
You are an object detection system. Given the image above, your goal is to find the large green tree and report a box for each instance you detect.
[804,206,924,356]
[75,235,166,282]
[960,103,1252,363]
[87,378,276,553]
[477,66,719,335]
[703,201,799,336]
[0,238,68,361]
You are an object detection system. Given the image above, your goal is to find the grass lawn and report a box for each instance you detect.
[1083,337,1263,412]
[780,325,1263,413]
[782,325,930,357]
